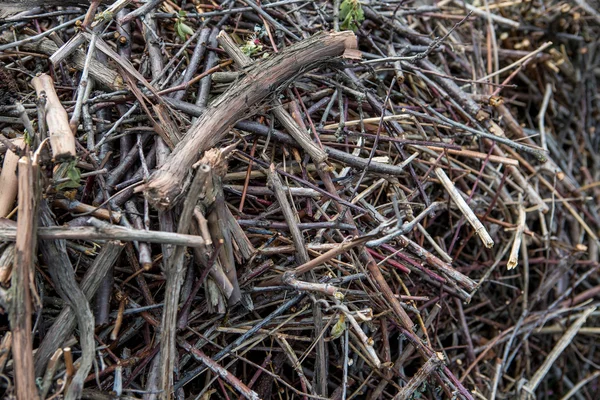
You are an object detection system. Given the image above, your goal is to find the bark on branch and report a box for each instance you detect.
[141,31,358,209]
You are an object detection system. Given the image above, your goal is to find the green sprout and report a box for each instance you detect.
[241,36,263,56]
[339,0,365,32]
[175,10,194,41]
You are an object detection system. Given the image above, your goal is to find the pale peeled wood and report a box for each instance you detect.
[0,138,24,218]
[31,74,76,160]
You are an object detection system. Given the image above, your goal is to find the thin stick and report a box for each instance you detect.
[0,220,205,247]
[475,41,553,82]
[507,194,526,269]
[174,294,305,391]
[268,164,310,264]
[559,370,600,400]
[282,272,342,298]
[434,161,494,248]
[490,358,503,400]
[40,348,63,399]
[393,353,444,400]
[273,102,328,165]
[0,15,84,51]
[63,347,75,391]
[260,235,374,286]
[333,302,382,368]
[0,331,11,373]
[537,82,553,152]
[38,201,95,400]
[178,341,261,400]
[427,146,519,166]
[34,241,124,377]
[521,306,596,399]
[216,30,252,67]
[323,113,411,129]
[69,32,98,133]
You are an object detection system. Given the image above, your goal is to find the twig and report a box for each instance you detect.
[434,160,494,248]
[69,32,98,133]
[178,340,261,400]
[38,201,95,400]
[521,306,597,399]
[507,194,526,269]
[474,41,553,83]
[0,220,205,247]
[393,353,444,400]
[174,294,305,391]
[268,164,310,264]
[0,15,84,51]
[34,241,124,377]
[537,82,552,152]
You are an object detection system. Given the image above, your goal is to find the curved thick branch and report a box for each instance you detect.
[142,31,358,209]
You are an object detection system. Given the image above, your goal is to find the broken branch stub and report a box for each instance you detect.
[142,31,359,209]
[31,74,76,160]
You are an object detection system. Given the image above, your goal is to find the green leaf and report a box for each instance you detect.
[67,165,81,182]
[241,39,262,56]
[356,7,364,21]
[179,22,194,37]
[175,21,185,41]
[339,0,364,32]
[330,314,346,340]
[56,160,82,191]
[340,0,353,19]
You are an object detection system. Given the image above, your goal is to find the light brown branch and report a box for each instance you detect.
[10,155,40,400]
[0,138,24,218]
[142,31,358,209]
[31,74,76,160]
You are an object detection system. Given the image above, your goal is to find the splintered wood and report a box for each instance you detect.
[0,1,598,400]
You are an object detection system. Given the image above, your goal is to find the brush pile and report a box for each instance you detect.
[0,0,599,399]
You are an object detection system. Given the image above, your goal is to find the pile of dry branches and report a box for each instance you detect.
[0,0,599,399]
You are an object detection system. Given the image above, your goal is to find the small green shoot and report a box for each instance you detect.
[175,10,194,41]
[241,36,263,57]
[339,0,365,32]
